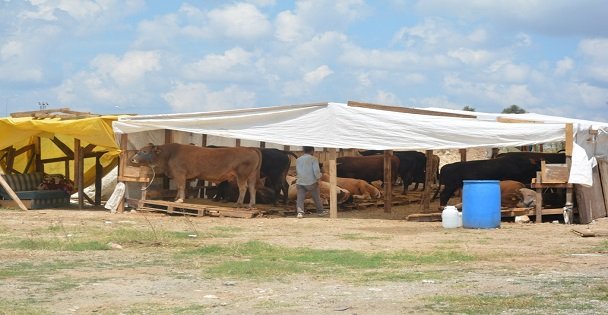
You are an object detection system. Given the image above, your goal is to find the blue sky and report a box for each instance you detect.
[1,0,608,121]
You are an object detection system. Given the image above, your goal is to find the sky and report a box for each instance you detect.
[1,0,608,121]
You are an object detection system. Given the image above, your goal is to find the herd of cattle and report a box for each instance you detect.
[130,143,566,210]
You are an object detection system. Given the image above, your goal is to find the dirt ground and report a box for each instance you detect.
[1,195,608,315]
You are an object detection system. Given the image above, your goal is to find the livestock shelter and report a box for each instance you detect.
[0,108,121,210]
[111,101,608,223]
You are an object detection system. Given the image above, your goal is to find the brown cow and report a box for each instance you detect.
[130,143,262,208]
[286,175,350,205]
[454,180,536,209]
[320,173,381,200]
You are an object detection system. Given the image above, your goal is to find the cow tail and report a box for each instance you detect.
[255,148,263,184]
[284,150,298,161]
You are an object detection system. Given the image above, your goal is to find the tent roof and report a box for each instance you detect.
[113,102,566,151]
[1,115,121,151]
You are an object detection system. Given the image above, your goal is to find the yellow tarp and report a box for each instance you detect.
[0,115,122,187]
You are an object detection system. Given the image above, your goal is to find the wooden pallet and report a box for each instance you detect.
[137,199,261,218]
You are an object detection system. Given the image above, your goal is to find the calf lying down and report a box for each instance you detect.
[286,176,350,205]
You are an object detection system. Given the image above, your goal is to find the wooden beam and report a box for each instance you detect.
[0,175,28,211]
[95,154,103,205]
[419,150,433,212]
[75,138,84,209]
[565,123,573,157]
[459,149,467,162]
[82,144,96,155]
[117,133,129,213]
[496,117,543,124]
[51,137,74,159]
[347,101,476,118]
[383,150,393,213]
[328,148,338,219]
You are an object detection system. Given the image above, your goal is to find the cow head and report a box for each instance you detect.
[131,143,161,166]
[518,188,536,207]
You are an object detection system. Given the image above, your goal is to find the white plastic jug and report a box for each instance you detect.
[442,205,462,228]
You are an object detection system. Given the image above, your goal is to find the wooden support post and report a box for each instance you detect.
[420,150,433,212]
[163,130,172,190]
[35,138,43,172]
[459,148,467,162]
[74,138,84,209]
[328,148,338,219]
[236,139,241,147]
[535,171,543,223]
[384,150,393,213]
[202,134,207,147]
[117,133,128,213]
[95,153,102,205]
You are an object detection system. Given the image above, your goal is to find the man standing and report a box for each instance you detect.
[295,146,327,218]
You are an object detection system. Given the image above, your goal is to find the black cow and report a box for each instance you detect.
[337,155,400,183]
[206,146,296,205]
[213,179,277,204]
[359,150,426,194]
[260,148,298,205]
[496,152,566,164]
[432,154,541,207]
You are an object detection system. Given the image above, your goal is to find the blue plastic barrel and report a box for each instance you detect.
[462,180,501,229]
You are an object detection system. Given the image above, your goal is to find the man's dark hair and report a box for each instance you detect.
[303,146,315,153]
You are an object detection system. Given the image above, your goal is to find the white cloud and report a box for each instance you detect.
[554,57,574,76]
[485,60,530,82]
[25,0,144,20]
[134,14,181,48]
[443,74,540,106]
[274,10,311,42]
[393,18,450,47]
[303,65,333,85]
[1,40,23,60]
[183,47,256,81]
[373,90,400,105]
[411,95,463,109]
[448,48,492,66]
[467,28,487,43]
[515,33,532,47]
[206,3,272,39]
[578,38,608,82]
[92,51,161,86]
[282,65,334,97]
[162,82,256,112]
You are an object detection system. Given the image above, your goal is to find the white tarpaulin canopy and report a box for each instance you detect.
[115,102,608,185]
[113,102,566,150]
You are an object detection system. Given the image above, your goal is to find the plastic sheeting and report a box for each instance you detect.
[113,102,566,150]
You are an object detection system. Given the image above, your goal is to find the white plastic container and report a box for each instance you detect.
[442,205,462,228]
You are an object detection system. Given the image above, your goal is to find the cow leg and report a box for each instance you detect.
[280,178,289,205]
[439,185,459,207]
[235,177,247,207]
[247,174,257,208]
[175,177,186,203]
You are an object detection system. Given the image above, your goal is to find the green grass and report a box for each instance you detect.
[0,299,51,315]
[595,240,608,252]
[0,261,83,279]
[424,280,608,314]
[2,238,110,251]
[107,303,209,315]
[180,240,476,281]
